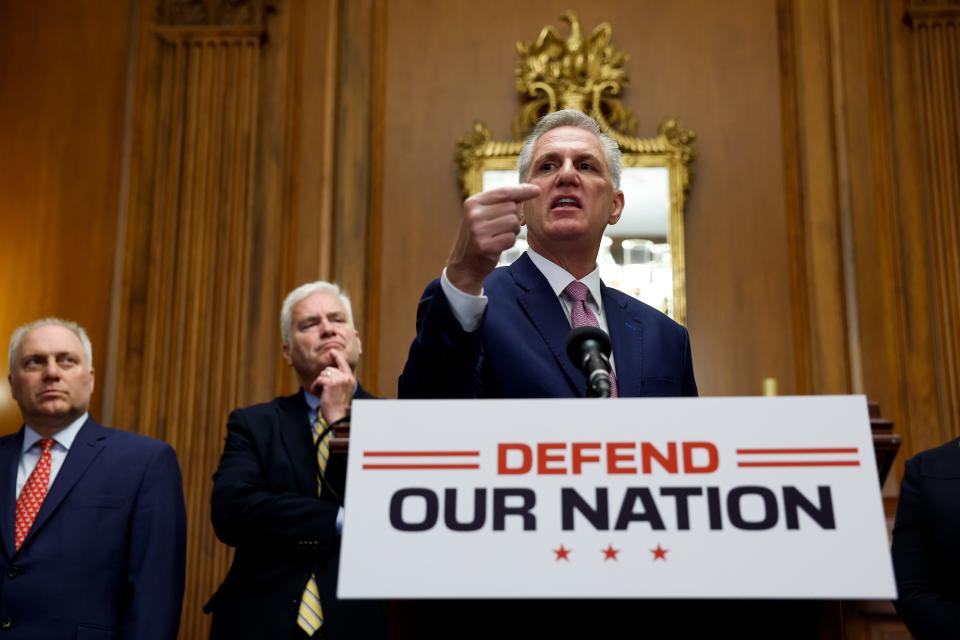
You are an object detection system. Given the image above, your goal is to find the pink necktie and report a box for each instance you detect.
[562,281,619,397]
[15,438,55,549]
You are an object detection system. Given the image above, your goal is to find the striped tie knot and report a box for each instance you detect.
[563,280,590,303]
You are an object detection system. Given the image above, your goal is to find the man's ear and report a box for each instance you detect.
[281,342,292,366]
[607,189,625,225]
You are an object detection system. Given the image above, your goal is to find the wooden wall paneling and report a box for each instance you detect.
[777,0,815,396]
[887,0,945,462]
[906,1,960,446]
[331,0,383,392]
[0,1,132,434]
[253,0,307,400]
[831,0,909,464]
[364,0,387,396]
[787,0,854,395]
[108,2,267,636]
[261,0,363,399]
[827,0,867,396]
[286,0,338,295]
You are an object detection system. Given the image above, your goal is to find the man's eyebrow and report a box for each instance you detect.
[533,150,603,163]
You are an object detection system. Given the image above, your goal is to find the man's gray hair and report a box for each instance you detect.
[8,317,94,375]
[280,281,354,344]
[517,109,622,189]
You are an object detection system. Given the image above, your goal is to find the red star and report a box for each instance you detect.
[553,545,571,561]
[602,544,620,561]
[650,544,668,561]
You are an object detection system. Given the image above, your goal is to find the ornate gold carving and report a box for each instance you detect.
[513,11,635,139]
[455,124,522,195]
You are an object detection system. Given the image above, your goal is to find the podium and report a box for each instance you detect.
[336,399,899,638]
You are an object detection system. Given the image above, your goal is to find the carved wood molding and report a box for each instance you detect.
[111,8,266,636]
[157,0,265,26]
[905,0,960,25]
[906,0,960,442]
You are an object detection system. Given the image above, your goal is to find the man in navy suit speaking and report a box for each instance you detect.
[397,110,698,638]
[0,318,186,638]
[400,109,697,400]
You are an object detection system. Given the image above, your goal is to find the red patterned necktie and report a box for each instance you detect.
[562,280,619,397]
[15,438,55,550]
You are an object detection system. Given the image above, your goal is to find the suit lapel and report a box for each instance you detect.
[276,391,318,495]
[511,253,583,394]
[353,384,375,400]
[0,430,24,559]
[603,284,643,397]
[22,418,107,550]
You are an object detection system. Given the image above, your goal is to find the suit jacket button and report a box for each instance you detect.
[1,618,12,629]
[6,566,18,578]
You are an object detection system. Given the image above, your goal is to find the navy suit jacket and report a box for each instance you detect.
[892,438,960,638]
[399,252,697,399]
[206,386,386,640]
[0,418,186,639]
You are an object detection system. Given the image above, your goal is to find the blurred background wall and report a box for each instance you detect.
[1,0,957,636]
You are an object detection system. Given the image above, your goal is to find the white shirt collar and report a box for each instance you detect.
[526,247,603,308]
[22,412,88,453]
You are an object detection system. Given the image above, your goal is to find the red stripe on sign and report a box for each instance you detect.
[363,451,480,457]
[737,461,860,467]
[736,448,859,455]
[362,464,480,470]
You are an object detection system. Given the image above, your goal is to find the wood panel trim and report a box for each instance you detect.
[333,0,378,391]
[364,0,387,396]
[103,0,144,425]
[784,0,853,394]
[907,1,960,443]
[110,4,267,635]
[777,0,815,395]
[827,0,865,394]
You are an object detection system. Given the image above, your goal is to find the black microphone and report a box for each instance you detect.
[566,326,613,398]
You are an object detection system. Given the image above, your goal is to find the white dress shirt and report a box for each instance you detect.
[16,412,88,499]
[439,247,616,371]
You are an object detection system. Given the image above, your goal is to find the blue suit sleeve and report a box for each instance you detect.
[680,326,698,397]
[121,443,187,640]
[892,455,960,637]
[398,279,484,398]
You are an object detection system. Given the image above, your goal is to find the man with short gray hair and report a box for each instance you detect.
[206,281,386,639]
[0,317,186,638]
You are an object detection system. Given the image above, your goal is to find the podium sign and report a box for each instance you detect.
[339,396,896,599]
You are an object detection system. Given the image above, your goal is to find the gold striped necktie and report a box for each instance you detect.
[298,413,330,636]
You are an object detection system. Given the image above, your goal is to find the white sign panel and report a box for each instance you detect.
[339,396,896,600]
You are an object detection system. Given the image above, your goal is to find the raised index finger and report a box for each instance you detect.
[331,348,352,374]
[472,183,540,205]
